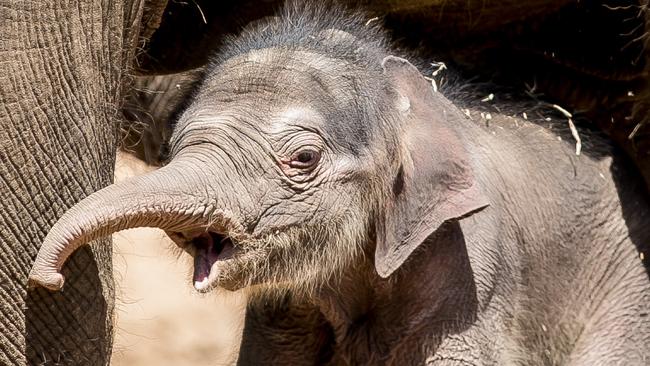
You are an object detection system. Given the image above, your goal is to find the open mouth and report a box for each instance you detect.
[188,231,238,291]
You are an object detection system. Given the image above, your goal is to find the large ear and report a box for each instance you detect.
[375,56,489,278]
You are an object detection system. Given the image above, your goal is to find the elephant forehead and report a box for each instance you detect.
[180,106,323,135]
[175,103,367,155]
[209,48,357,103]
[242,48,345,76]
[268,106,325,133]
[189,49,378,153]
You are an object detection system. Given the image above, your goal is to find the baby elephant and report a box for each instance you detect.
[30,3,649,365]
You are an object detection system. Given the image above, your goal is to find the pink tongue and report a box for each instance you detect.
[192,233,219,290]
[193,245,212,284]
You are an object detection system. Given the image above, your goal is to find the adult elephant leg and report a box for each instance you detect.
[0,1,163,364]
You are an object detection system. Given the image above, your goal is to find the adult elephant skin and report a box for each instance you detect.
[0,0,166,364]
[29,4,650,365]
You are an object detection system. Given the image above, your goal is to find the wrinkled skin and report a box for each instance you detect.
[28,3,650,365]
[0,0,167,363]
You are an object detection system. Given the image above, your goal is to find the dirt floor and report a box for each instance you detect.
[111,153,245,366]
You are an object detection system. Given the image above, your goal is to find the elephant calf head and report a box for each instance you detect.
[29,6,488,293]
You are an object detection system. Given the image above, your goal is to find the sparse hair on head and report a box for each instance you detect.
[208,0,390,73]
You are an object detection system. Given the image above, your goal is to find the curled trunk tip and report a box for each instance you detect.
[28,270,64,291]
[28,165,212,291]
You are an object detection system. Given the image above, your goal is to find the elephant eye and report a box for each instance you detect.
[288,149,321,170]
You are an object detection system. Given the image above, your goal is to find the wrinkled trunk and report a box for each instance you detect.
[29,163,214,291]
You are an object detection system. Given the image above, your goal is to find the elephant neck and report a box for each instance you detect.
[314,222,480,364]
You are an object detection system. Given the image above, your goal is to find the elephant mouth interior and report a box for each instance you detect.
[190,231,237,291]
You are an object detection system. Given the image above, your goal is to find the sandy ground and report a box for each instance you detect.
[111,153,245,366]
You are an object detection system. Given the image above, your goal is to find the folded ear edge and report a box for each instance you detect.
[375,182,489,278]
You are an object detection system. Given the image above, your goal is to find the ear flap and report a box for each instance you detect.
[375,56,489,278]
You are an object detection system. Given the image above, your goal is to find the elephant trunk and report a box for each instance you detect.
[29,163,215,291]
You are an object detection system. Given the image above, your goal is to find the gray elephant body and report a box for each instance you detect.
[441,118,650,365]
[238,102,650,365]
[28,2,650,365]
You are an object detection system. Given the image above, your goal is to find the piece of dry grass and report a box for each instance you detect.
[552,104,582,156]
